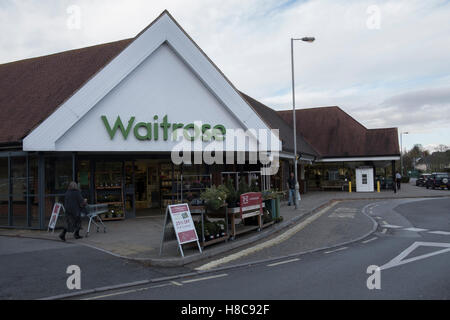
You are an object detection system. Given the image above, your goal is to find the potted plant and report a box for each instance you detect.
[250,178,259,192]
[238,179,250,197]
[216,220,227,237]
[200,185,227,212]
[224,180,239,208]
[205,222,216,240]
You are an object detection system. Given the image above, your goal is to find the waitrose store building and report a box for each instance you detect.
[0,11,322,229]
[0,11,399,230]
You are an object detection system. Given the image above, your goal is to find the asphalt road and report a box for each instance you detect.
[74,197,450,300]
[1,197,449,300]
[0,236,189,300]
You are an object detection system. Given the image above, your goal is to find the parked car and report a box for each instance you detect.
[416,173,431,187]
[425,173,449,190]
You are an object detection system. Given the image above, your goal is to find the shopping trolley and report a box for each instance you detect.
[85,204,108,237]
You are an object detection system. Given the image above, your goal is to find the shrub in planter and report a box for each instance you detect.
[215,220,227,237]
[250,179,259,192]
[205,222,217,240]
[237,179,250,198]
[225,180,239,208]
[200,186,227,212]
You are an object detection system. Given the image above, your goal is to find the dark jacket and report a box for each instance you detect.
[64,189,85,217]
[288,177,296,189]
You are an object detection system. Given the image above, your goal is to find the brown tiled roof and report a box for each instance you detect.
[0,30,317,158]
[0,39,132,144]
[240,92,318,157]
[278,106,400,158]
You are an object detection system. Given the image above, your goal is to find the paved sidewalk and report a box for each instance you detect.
[0,182,448,266]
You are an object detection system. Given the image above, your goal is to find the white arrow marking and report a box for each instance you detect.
[428,231,450,236]
[380,241,450,271]
[403,227,428,232]
[382,224,403,229]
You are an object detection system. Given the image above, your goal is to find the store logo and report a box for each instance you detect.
[101,115,226,142]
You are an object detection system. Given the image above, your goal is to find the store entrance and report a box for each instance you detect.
[133,160,162,217]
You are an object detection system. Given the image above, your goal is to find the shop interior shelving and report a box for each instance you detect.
[95,186,125,221]
[159,164,181,209]
[95,166,125,221]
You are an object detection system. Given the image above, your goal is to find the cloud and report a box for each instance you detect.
[0,0,449,140]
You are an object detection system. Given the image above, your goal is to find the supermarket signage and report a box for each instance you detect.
[239,192,262,219]
[168,204,198,244]
[101,115,226,142]
[48,202,63,231]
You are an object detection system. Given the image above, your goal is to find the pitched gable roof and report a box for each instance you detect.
[240,92,318,157]
[1,11,280,152]
[278,106,400,158]
[0,39,132,145]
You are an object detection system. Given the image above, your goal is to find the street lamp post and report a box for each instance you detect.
[400,131,409,176]
[291,37,315,210]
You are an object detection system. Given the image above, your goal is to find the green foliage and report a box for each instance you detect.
[200,186,227,211]
[237,179,250,197]
[250,179,259,192]
[224,180,238,205]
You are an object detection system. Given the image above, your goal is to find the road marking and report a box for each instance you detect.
[195,201,339,271]
[403,227,428,232]
[362,237,378,244]
[324,247,348,254]
[267,258,300,267]
[382,224,403,229]
[380,241,450,271]
[182,273,228,284]
[82,283,172,300]
[171,281,183,286]
[428,231,450,236]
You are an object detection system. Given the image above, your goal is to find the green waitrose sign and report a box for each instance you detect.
[101,115,226,142]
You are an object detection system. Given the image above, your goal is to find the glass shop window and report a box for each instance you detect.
[45,157,72,194]
[328,170,339,181]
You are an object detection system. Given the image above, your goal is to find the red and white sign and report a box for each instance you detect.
[168,204,198,244]
[48,202,63,231]
[240,192,263,219]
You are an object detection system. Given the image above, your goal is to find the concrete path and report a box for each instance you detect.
[0,182,448,267]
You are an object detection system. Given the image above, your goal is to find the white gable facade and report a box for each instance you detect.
[23,12,281,155]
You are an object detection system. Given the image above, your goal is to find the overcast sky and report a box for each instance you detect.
[1,0,449,152]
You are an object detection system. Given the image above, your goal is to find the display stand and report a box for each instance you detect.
[47,202,65,233]
[159,203,202,258]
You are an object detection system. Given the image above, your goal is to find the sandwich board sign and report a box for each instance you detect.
[48,202,64,232]
[159,203,202,257]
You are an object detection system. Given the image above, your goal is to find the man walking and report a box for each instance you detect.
[395,172,402,191]
[287,172,296,206]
